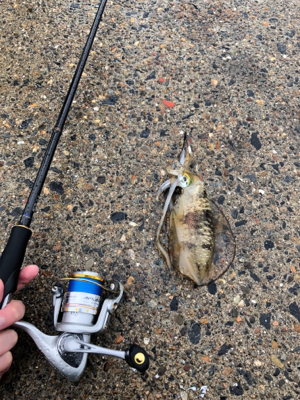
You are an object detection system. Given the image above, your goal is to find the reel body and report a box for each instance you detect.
[14,271,149,381]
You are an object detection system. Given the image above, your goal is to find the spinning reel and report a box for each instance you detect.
[14,271,149,380]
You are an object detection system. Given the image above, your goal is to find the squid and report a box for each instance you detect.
[156,135,236,286]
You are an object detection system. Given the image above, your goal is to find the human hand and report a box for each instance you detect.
[0,264,38,378]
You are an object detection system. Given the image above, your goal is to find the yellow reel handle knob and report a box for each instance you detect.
[134,352,145,365]
[125,344,149,372]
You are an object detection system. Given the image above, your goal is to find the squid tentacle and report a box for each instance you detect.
[155,178,179,269]
[156,179,171,198]
[179,133,193,165]
[179,148,186,165]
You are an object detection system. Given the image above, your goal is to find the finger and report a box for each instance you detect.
[16,265,39,292]
[0,300,25,330]
[0,352,13,379]
[0,330,18,356]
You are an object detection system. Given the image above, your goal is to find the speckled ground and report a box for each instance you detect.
[0,0,300,399]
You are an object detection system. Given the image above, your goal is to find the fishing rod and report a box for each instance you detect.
[0,0,149,380]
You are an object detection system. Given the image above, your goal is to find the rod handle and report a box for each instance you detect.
[0,226,32,308]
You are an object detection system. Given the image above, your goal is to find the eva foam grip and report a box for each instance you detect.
[0,226,32,308]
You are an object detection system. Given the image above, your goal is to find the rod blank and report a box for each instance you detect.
[20,0,108,227]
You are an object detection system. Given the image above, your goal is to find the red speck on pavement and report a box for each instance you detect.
[162,99,175,108]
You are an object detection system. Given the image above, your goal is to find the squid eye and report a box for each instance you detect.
[178,172,192,188]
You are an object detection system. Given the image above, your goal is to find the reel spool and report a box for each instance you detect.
[61,271,104,326]
[14,271,149,381]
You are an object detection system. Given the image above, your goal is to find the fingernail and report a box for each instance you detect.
[0,316,4,329]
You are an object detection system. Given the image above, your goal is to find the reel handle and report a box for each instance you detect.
[62,337,150,374]
[0,225,32,308]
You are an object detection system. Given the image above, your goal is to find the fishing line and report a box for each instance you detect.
[122,0,139,270]
[39,0,108,273]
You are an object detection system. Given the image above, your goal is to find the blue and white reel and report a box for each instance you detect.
[61,271,104,326]
[14,270,149,380]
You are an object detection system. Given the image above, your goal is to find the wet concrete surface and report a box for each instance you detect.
[0,0,300,399]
